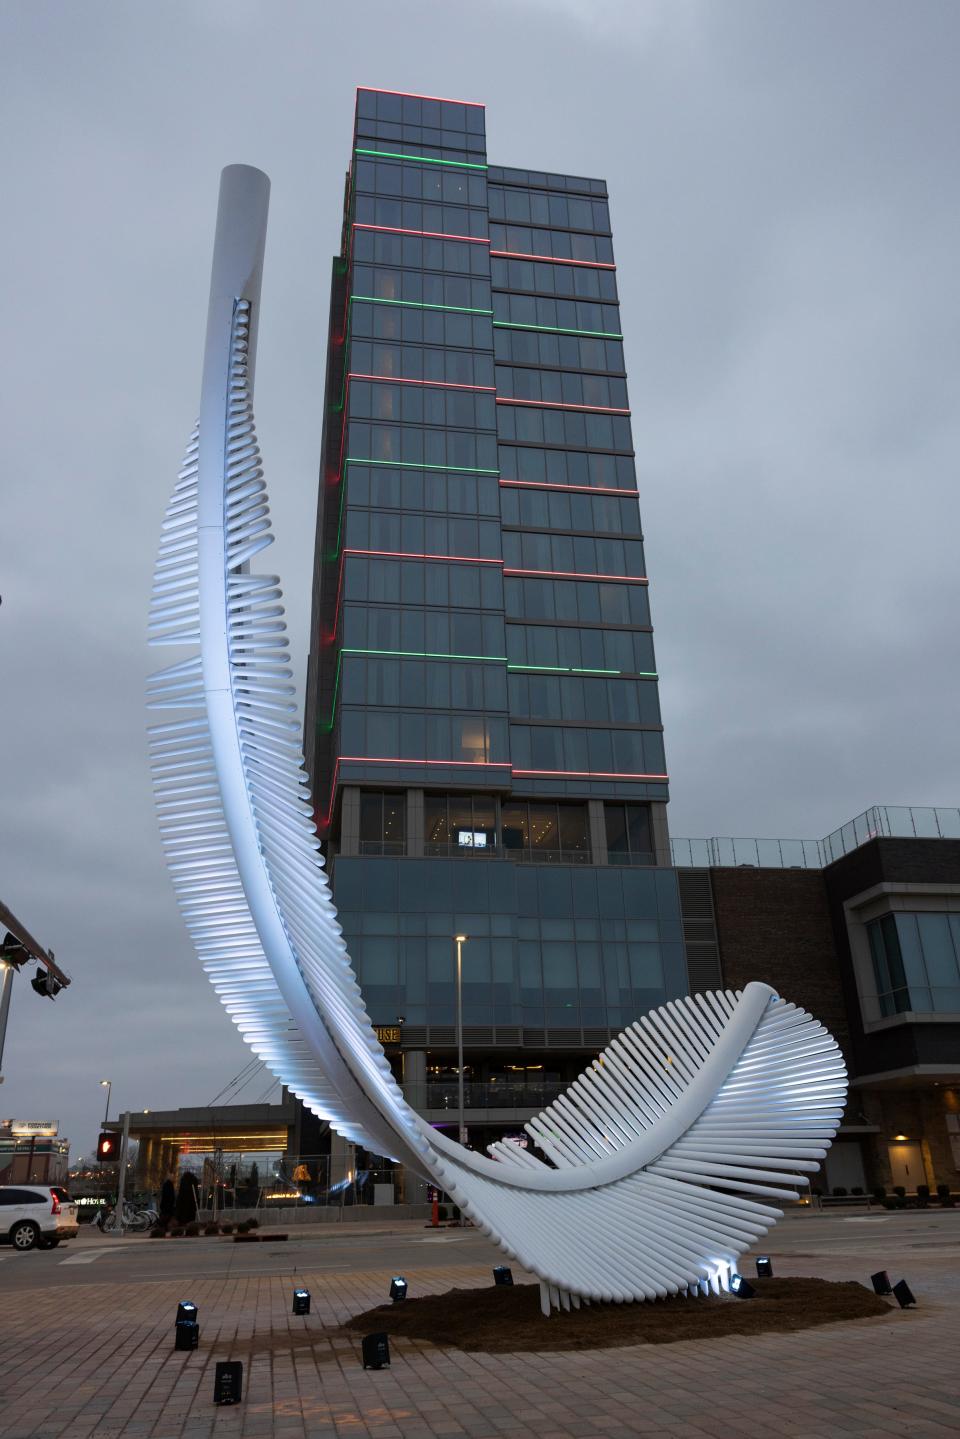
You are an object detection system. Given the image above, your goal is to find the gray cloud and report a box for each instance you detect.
[1,0,956,1152]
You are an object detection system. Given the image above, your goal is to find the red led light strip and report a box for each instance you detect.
[513,768,668,781]
[348,372,495,392]
[497,397,630,415]
[504,567,648,584]
[354,222,489,245]
[356,85,485,109]
[490,249,615,270]
[500,479,639,498]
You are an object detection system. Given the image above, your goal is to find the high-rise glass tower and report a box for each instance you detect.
[305,87,686,1165]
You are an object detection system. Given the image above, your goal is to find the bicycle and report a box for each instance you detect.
[96,1201,157,1233]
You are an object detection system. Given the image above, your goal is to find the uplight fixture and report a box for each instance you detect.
[389,1275,407,1302]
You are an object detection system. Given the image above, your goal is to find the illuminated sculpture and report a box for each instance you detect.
[148,167,847,1314]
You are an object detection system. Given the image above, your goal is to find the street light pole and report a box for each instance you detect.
[454,935,468,1147]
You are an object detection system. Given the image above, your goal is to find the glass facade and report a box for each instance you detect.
[303,90,684,1098]
[867,912,960,1016]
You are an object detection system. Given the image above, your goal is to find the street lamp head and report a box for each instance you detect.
[455,934,468,943]
[100,1079,110,1085]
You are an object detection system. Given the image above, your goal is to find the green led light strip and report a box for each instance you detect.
[326,469,350,563]
[321,650,344,732]
[343,647,507,663]
[355,147,487,171]
[351,294,493,316]
[507,664,659,677]
[493,320,623,340]
[345,456,500,475]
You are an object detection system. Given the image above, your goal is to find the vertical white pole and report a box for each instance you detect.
[0,962,14,1079]
[455,937,466,1146]
[113,1111,132,1236]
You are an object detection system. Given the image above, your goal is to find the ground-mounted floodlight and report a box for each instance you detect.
[213,1361,243,1405]
[292,1288,311,1315]
[730,1274,756,1299]
[362,1332,390,1370]
[174,1299,199,1350]
[389,1276,407,1302]
[892,1279,916,1309]
[870,1270,892,1295]
[756,1257,773,1278]
[175,1320,199,1351]
[493,1266,514,1286]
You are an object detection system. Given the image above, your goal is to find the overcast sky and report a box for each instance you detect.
[1,1,957,1155]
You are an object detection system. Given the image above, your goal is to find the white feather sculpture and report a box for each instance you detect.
[148,166,847,1315]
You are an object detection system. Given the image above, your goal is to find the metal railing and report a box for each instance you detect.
[425,1081,565,1110]
[671,805,960,871]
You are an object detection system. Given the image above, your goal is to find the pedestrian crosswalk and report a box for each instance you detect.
[59,1248,127,1265]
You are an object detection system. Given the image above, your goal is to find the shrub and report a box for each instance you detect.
[168,1226,184,1238]
[235,1219,251,1233]
[916,1185,930,1208]
[883,1199,896,1210]
[893,1185,906,1198]
[832,1187,848,1197]
[220,1223,234,1235]
[204,1223,220,1236]
[851,1187,864,1196]
[246,1218,259,1230]
[872,1186,887,1202]
[184,1222,201,1236]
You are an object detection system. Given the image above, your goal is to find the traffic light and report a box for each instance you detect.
[97,1132,119,1161]
[1,932,28,970]
[30,967,62,999]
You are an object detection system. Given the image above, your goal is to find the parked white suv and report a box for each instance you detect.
[0,1185,79,1251]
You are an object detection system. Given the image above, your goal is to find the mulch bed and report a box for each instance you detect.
[340,1277,893,1353]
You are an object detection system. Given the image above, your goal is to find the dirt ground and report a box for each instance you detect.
[340,1276,893,1353]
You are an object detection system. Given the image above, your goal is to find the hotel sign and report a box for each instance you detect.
[10,1120,59,1136]
[374,1026,402,1046]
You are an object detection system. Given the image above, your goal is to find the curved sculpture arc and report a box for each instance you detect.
[148,165,848,1315]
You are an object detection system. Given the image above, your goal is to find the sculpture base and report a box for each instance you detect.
[342,1277,892,1352]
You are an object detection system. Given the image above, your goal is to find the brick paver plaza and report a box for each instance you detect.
[2,1210,958,1438]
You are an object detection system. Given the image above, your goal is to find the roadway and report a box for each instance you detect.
[2,1206,958,1295]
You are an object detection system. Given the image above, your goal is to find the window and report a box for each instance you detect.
[501,801,590,863]
[604,804,655,865]
[358,792,406,855]
[867,912,960,1016]
[424,794,498,855]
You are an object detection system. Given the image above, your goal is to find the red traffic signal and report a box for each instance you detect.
[97,1133,118,1161]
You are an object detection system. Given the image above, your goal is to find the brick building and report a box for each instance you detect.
[674,805,960,1196]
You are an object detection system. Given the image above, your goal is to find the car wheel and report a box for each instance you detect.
[10,1221,41,1252]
